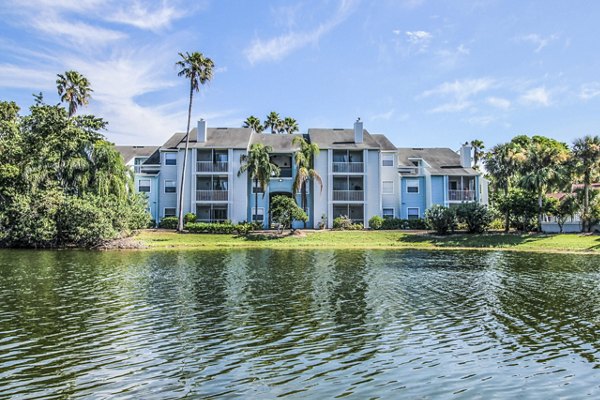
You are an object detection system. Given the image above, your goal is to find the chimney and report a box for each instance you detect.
[354,118,363,144]
[459,143,472,168]
[197,119,207,143]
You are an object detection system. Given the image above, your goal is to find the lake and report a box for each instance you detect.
[0,249,599,399]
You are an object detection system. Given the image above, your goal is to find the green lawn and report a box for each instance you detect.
[134,229,600,253]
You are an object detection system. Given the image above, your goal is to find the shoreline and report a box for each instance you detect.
[113,229,600,255]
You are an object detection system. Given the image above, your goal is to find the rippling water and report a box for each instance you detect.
[0,249,599,399]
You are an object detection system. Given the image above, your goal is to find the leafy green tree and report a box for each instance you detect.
[546,194,579,233]
[270,195,307,230]
[470,139,485,169]
[175,51,215,231]
[265,111,281,134]
[282,117,299,134]
[456,202,492,233]
[425,205,457,235]
[518,136,571,232]
[56,70,93,117]
[238,143,280,225]
[571,135,600,232]
[292,136,323,228]
[243,115,264,133]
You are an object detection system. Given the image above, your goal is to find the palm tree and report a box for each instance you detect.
[470,139,485,169]
[175,51,215,231]
[56,70,93,117]
[265,111,281,134]
[282,117,299,134]
[519,136,570,232]
[238,143,280,226]
[572,135,600,232]
[484,142,522,232]
[243,115,264,134]
[292,136,323,228]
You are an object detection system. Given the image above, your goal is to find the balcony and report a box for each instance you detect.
[333,190,364,201]
[196,161,228,173]
[332,162,364,173]
[196,190,228,201]
[134,164,160,174]
[448,190,475,202]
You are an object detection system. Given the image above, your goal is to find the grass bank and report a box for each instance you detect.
[134,229,600,254]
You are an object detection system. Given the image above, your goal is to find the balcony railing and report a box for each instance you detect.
[448,190,475,202]
[332,162,364,173]
[333,190,364,201]
[196,190,228,201]
[196,161,228,173]
[134,164,160,174]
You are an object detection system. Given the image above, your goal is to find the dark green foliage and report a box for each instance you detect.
[185,222,236,234]
[0,96,150,248]
[184,212,197,224]
[270,195,308,229]
[425,205,457,235]
[368,215,384,230]
[380,218,427,230]
[455,202,493,233]
[159,217,179,229]
[332,215,363,230]
[494,189,555,232]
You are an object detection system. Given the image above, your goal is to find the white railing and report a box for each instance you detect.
[448,190,475,201]
[333,190,364,201]
[196,190,228,201]
[332,162,364,173]
[135,164,160,174]
[196,161,228,173]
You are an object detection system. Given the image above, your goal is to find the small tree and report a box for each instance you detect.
[546,195,579,233]
[456,202,492,233]
[270,195,307,230]
[425,205,457,235]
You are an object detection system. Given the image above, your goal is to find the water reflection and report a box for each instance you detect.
[0,249,599,398]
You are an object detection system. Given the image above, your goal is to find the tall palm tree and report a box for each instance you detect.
[292,136,323,228]
[238,143,280,226]
[282,117,299,134]
[243,115,264,134]
[484,142,522,232]
[175,51,215,231]
[265,111,281,134]
[470,139,485,169]
[56,70,93,117]
[519,136,570,232]
[572,135,600,232]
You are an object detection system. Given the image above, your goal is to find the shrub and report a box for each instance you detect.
[57,196,117,247]
[184,212,197,224]
[425,205,457,235]
[379,218,427,230]
[455,202,492,233]
[369,215,384,230]
[185,222,237,234]
[234,222,253,236]
[270,195,308,229]
[159,216,178,229]
[333,215,353,230]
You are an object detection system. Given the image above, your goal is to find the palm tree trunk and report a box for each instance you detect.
[504,185,510,233]
[537,192,543,233]
[302,184,307,229]
[584,182,590,232]
[254,177,259,228]
[177,80,194,232]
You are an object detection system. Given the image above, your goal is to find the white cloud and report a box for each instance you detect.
[108,1,186,31]
[436,44,470,67]
[244,0,357,64]
[518,33,558,53]
[430,101,471,113]
[486,96,511,109]
[405,30,432,51]
[466,115,495,126]
[0,64,56,90]
[422,78,495,100]
[31,15,126,47]
[370,109,395,121]
[579,83,600,100]
[519,87,551,106]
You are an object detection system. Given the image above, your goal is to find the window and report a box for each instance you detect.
[383,208,394,219]
[164,152,177,165]
[406,179,419,194]
[164,208,176,217]
[407,207,420,220]
[382,181,394,194]
[138,179,151,193]
[164,180,176,193]
[251,207,264,222]
[382,154,394,167]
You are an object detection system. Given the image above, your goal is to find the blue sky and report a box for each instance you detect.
[1,0,599,149]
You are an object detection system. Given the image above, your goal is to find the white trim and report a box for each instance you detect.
[407,207,420,219]
[382,154,394,167]
[163,207,176,217]
[406,179,420,194]
[382,180,394,194]
[164,179,176,194]
[164,152,177,166]
[138,178,151,193]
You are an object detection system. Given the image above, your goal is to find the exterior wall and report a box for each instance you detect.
[380,150,399,219]
[159,150,178,217]
[230,149,248,223]
[431,176,446,206]
[400,176,426,218]
[135,174,159,222]
[364,150,380,228]
[542,222,600,233]
[313,150,329,228]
